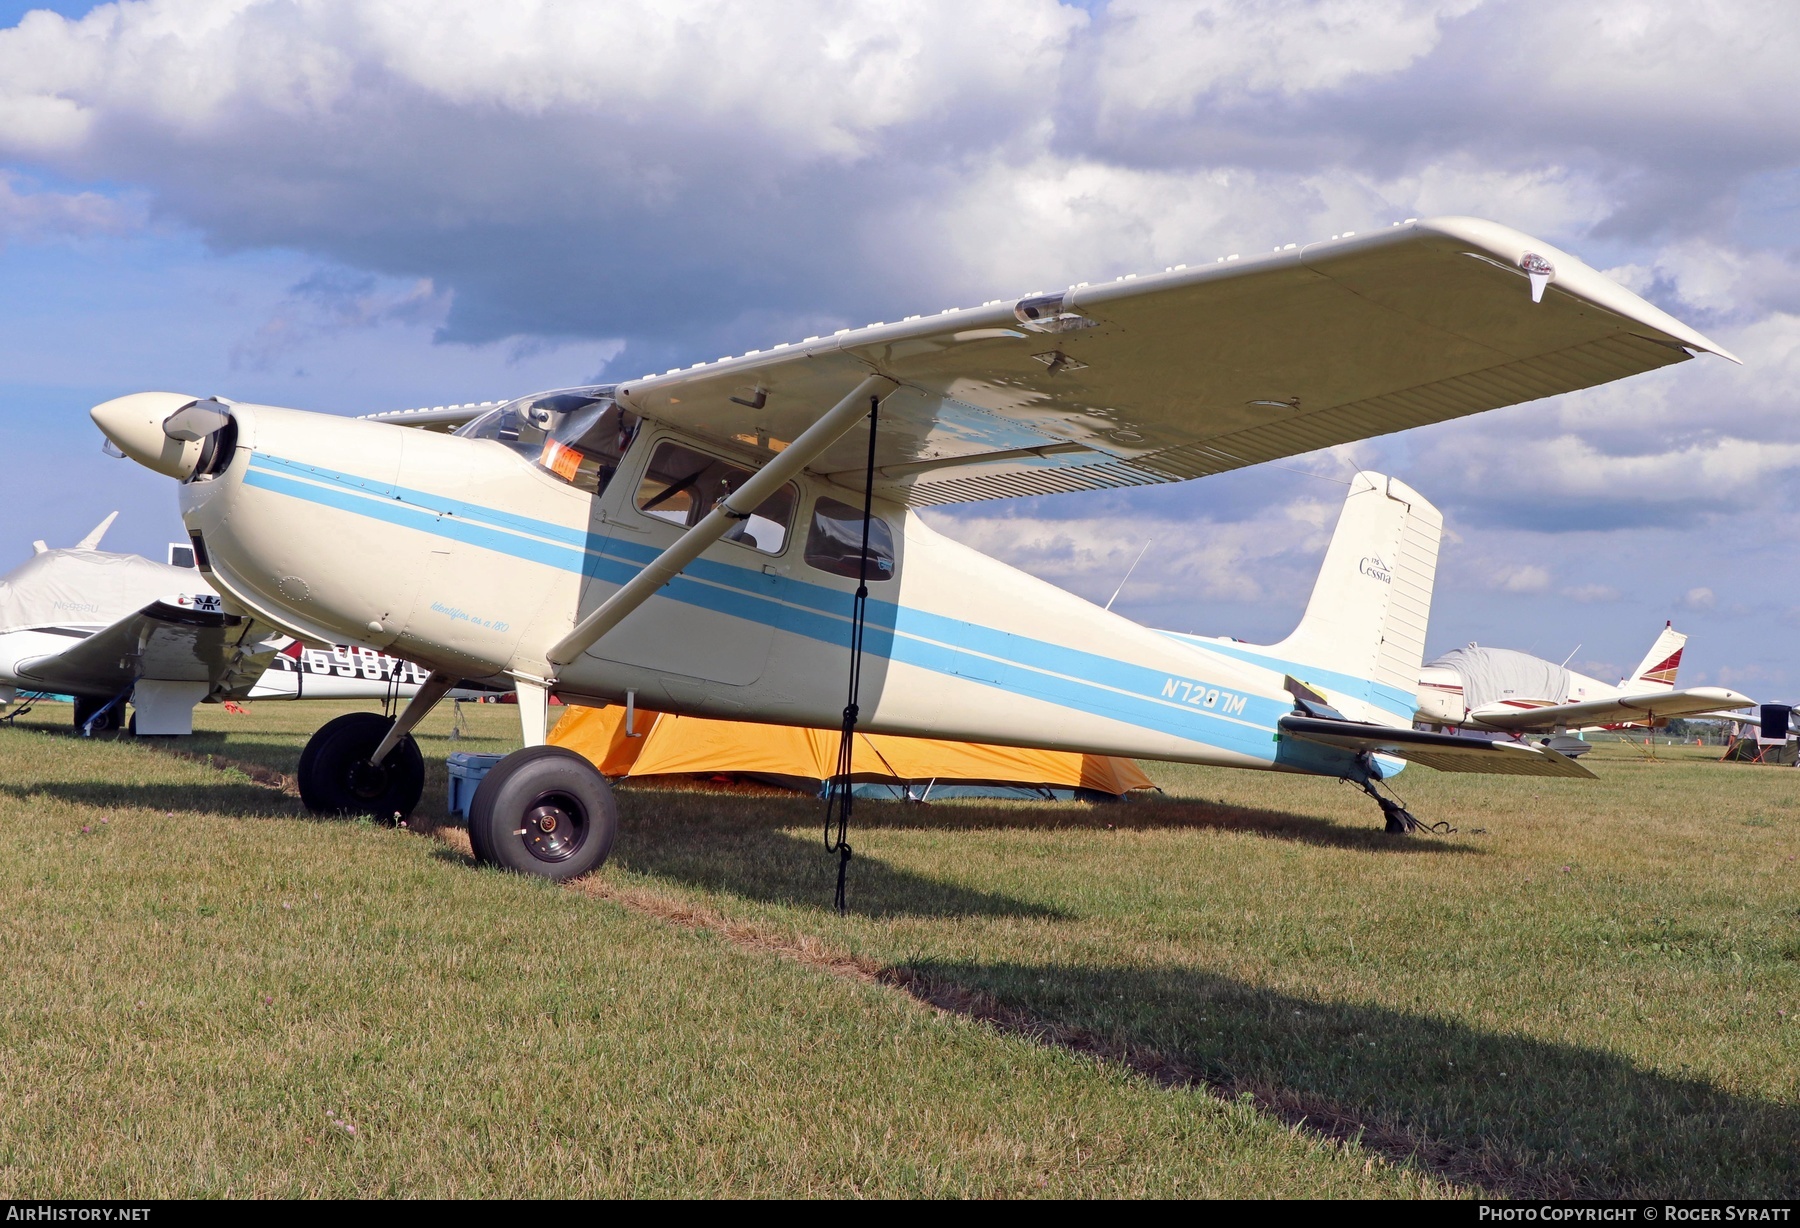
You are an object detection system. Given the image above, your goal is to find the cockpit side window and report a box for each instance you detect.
[634,440,795,555]
[453,386,638,496]
[539,401,640,495]
[455,405,551,458]
[804,496,895,581]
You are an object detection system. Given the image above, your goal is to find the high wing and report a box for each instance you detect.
[598,216,1733,507]
[360,402,496,432]
[13,597,282,699]
[1466,686,1753,732]
[1281,715,1596,778]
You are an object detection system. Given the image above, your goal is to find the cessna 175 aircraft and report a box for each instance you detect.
[91,216,1735,878]
[1414,623,1752,740]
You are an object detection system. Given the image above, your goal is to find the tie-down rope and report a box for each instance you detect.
[824,394,881,913]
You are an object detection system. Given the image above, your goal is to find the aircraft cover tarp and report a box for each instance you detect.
[547,704,1155,798]
[1425,646,1570,712]
[0,549,192,632]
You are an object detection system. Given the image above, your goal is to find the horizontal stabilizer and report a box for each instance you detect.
[1280,714,1596,778]
[1467,685,1752,731]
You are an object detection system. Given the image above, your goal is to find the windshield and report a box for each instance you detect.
[453,385,639,495]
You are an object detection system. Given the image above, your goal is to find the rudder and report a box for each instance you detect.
[1624,622,1685,690]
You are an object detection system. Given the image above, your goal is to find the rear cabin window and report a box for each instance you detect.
[634,441,796,555]
[804,496,895,581]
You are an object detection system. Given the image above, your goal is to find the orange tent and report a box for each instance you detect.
[547,703,1155,800]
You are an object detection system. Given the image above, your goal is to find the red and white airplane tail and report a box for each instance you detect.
[1623,622,1685,691]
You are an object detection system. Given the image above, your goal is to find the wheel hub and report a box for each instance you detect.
[522,792,587,863]
[345,759,389,801]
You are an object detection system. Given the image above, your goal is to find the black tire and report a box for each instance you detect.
[467,746,617,881]
[297,711,425,821]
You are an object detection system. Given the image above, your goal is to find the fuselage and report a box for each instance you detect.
[174,400,1402,779]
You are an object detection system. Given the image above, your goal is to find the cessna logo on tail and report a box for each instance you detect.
[1359,555,1393,583]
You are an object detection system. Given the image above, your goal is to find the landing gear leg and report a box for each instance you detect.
[73,691,127,735]
[1354,754,1428,833]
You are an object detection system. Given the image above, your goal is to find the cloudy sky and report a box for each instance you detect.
[0,0,1794,694]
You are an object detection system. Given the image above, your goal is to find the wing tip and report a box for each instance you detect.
[1410,215,1740,366]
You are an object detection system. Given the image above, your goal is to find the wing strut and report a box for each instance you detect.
[545,373,898,669]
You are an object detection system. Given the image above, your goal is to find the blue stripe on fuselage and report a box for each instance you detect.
[241,454,1347,763]
[1158,633,1418,722]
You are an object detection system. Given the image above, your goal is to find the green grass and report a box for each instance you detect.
[2,698,1795,1197]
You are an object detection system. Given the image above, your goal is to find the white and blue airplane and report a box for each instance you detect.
[89,217,1735,878]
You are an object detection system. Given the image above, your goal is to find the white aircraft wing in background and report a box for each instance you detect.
[563,216,1736,508]
[11,595,281,719]
[1466,686,1755,732]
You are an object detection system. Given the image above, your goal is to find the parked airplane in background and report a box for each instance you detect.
[0,515,461,734]
[92,216,1736,876]
[1414,623,1752,739]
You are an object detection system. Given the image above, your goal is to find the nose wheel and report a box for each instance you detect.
[298,711,426,821]
[466,746,618,881]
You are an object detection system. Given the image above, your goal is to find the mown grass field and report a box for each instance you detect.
[0,697,1794,1198]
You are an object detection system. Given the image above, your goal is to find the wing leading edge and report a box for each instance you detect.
[605,216,1733,507]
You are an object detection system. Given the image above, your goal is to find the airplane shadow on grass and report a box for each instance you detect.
[615,782,1477,859]
[613,801,1068,920]
[607,789,1793,1197]
[0,779,300,818]
[877,791,1481,853]
[886,958,1800,1199]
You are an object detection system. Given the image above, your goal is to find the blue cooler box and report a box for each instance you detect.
[446,752,508,821]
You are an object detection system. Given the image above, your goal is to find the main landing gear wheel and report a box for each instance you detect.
[467,746,618,881]
[73,695,121,733]
[297,711,425,821]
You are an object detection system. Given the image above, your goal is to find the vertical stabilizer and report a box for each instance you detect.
[1624,622,1685,690]
[1266,472,1443,698]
